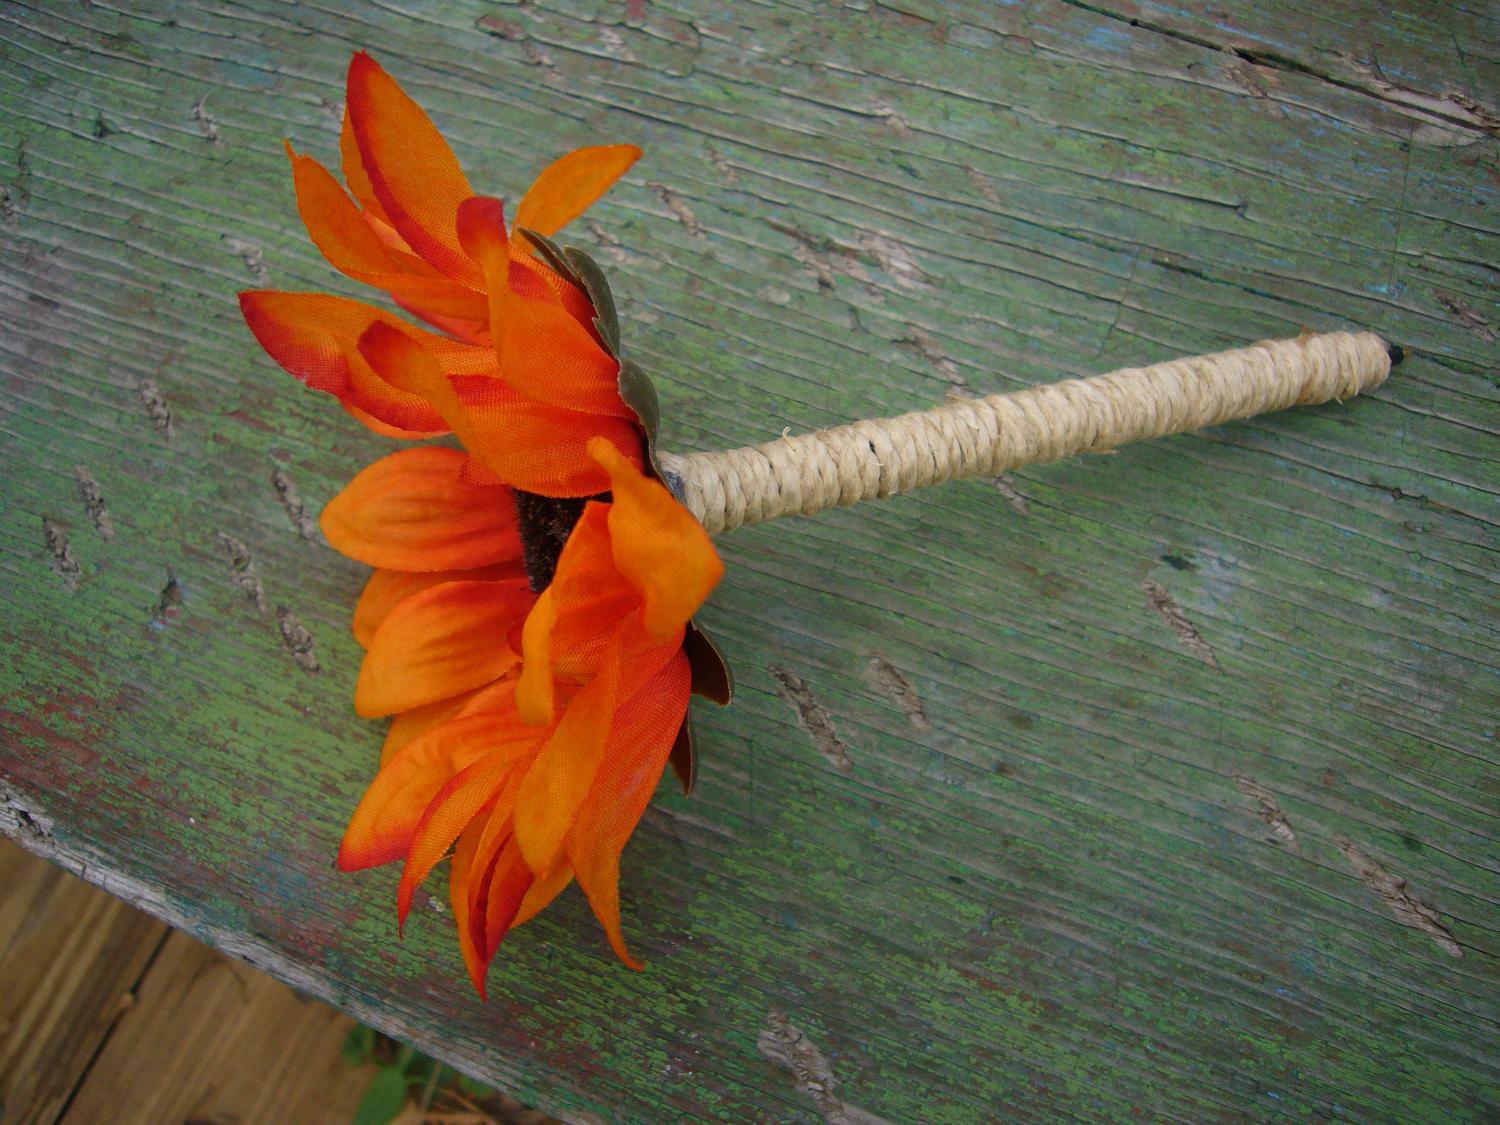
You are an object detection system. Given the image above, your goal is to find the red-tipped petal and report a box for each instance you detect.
[457,196,627,418]
[397,748,529,925]
[346,52,481,285]
[338,711,537,871]
[449,813,491,997]
[567,651,691,968]
[240,289,493,432]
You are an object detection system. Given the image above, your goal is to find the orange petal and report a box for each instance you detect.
[337,710,536,871]
[567,651,691,968]
[355,578,533,716]
[480,837,535,961]
[345,52,481,285]
[456,675,524,719]
[454,196,511,357]
[457,196,628,418]
[589,437,724,640]
[515,585,559,725]
[511,634,626,874]
[522,504,639,687]
[354,562,526,648]
[512,625,678,875]
[362,320,645,495]
[343,401,445,440]
[449,814,490,996]
[286,142,429,280]
[379,690,477,766]
[513,854,573,927]
[514,145,641,238]
[461,393,643,496]
[321,446,521,572]
[397,748,530,924]
[339,103,392,228]
[239,290,490,432]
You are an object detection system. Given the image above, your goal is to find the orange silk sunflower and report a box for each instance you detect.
[237,52,730,993]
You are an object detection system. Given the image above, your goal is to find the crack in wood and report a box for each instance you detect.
[41,518,80,590]
[771,667,852,772]
[1434,289,1496,342]
[73,466,113,540]
[757,1012,893,1125]
[598,27,636,63]
[766,219,877,294]
[136,379,174,441]
[275,608,320,673]
[150,572,183,630]
[867,655,930,731]
[898,324,963,388]
[1332,835,1462,958]
[1054,0,1495,138]
[1143,579,1220,669]
[991,475,1029,514]
[1,781,55,841]
[650,182,705,238]
[1231,772,1297,847]
[216,532,266,613]
[271,469,317,540]
[222,236,268,285]
[858,231,932,290]
[191,94,224,148]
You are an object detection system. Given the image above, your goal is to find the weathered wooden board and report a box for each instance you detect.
[0,840,168,1125]
[2,1,1496,1121]
[0,840,378,1125]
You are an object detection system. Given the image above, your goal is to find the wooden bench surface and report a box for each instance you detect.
[2,2,1496,1120]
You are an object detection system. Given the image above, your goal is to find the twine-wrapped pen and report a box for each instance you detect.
[662,331,1394,534]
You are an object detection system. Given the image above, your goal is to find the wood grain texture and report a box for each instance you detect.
[0,841,167,1125]
[58,927,374,1125]
[1,1,1496,1121]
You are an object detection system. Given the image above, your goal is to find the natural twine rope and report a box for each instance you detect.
[660,331,1391,534]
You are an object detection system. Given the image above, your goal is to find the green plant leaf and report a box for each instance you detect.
[517,228,584,292]
[668,714,696,795]
[341,1024,376,1067]
[563,246,622,359]
[616,358,660,444]
[353,1068,411,1125]
[684,619,734,705]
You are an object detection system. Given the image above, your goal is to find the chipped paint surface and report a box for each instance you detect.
[1,1,1497,1122]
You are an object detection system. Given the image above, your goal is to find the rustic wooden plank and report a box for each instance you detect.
[1,1,1496,1122]
[0,842,167,1125]
[57,924,375,1125]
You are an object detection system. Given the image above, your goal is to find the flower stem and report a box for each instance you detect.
[660,331,1393,534]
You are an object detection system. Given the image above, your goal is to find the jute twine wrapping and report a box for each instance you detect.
[660,331,1391,534]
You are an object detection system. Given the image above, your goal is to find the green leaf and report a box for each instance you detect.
[341,1024,376,1068]
[454,1072,494,1097]
[564,246,622,358]
[616,358,660,444]
[668,714,696,795]
[684,620,734,705]
[516,228,584,291]
[353,1067,411,1125]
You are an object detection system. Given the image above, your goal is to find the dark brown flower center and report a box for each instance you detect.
[513,490,594,592]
